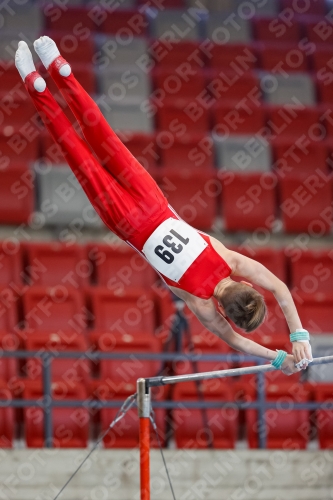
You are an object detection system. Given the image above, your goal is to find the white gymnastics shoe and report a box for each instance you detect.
[34,36,71,76]
[15,41,46,92]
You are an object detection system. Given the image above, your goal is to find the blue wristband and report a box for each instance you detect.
[271,350,288,369]
[290,330,310,342]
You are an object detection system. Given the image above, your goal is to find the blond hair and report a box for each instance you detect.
[218,282,266,332]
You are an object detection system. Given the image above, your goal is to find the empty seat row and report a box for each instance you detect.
[29,7,333,44]
[0,154,333,232]
[31,166,333,231]
[2,107,333,183]
[1,241,333,293]
[4,111,333,169]
[0,285,332,355]
[7,67,326,107]
[1,377,333,449]
[1,9,333,67]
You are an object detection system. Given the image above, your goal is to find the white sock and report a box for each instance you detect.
[34,36,71,76]
[15,41,35,80]
[15,41,46,92]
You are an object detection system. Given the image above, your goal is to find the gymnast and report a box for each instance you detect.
[15,37,313,376]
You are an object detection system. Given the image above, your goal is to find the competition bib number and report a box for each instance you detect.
[154,229,189,264]
[142,218,208,282]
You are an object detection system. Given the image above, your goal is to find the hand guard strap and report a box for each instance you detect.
[271,350,288,369]
[290,329,310,342]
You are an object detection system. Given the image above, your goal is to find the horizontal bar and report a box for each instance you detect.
[0,399,332,411]
[146,355,333,387]
[0,350,264,361]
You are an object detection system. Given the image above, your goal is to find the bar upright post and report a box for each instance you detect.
[42,353,53,448]
[137,378,151,500]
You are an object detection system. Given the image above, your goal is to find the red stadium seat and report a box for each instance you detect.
[290,249,333,294]
[174,343,233,377]
[89,287,156,334]
[24,332,90,384]
[272,139,329,176]
[317,77,333,103]
[213,102,266,135]
[150,41,202,68]
[87,243,157,290]
[152,67,207,100]
[246,382,310,448]
[314,384,333,449]
[98,382,166,448]
[0,287,19,331]
[0,61,22,92]
[0,332,18,381]
[24,380,89,447]
[267,106,321,139]
[159,133,214,169]
[0,165,34,224]
[118,133,158,170]
[233,247,287,282]
[101,9,147,35]
[173,380,238,448]
[43,32,95,64]
[221,172,276,232]
[156,98,210,133]
[278,173,332,234]
[303,18,333,44]
[292,291,333,334]
[92,331,161,382]
[323,105,333,138]
[0,380,14,447]
[24,242,89,287]
[209,43,257,70]
[22,287,86,332]
[257,43,309,72]
[0,133,39,169]
[0,241,22,285]
[311,46,333,73]
[0,101,37,135]
[252,16,301,42]
[44,6,98,33]
[281,0,327,15]
[209,70,261,103]
[156,167,219,229]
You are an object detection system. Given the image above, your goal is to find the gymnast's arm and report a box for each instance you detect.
[228,251,313,366]
[169,287,298,375]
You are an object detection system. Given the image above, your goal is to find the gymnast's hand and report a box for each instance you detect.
[292,341,313,370]
[281,355,302,376]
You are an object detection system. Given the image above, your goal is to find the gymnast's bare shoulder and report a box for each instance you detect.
[207,235,238,274]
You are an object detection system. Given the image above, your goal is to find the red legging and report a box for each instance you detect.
[24,57,170,245]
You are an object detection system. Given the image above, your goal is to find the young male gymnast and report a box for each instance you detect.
[15,37,313,376]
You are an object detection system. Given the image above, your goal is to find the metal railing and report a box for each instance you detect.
[1,350,333,449]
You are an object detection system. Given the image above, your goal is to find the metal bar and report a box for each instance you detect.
[42,354,53,448]
[137,379,151,500]
[146,355,333,387]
